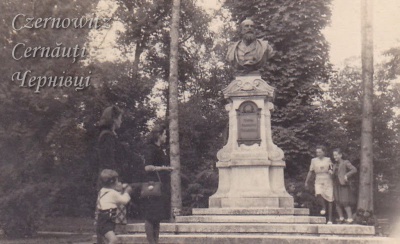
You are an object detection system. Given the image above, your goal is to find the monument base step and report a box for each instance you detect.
[115,233,395,244]
[175,215,326,224]
[209,195,294,208]
[192,207,309,216]
[125,223,375,236]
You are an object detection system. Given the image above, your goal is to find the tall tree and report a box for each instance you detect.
[168,0,182,219]
[358,0,374,216]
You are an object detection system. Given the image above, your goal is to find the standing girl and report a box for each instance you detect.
[96,106,129,228]
[332,148,357,224]
[305,145,334,224]
[142,125,173,244]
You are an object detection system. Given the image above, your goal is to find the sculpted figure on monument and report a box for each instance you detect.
[226,18,275,75]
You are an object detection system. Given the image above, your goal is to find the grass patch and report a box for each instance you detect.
[39,217,95,233]
[0,233,92,244]
[1,217,94,243]
[1,217,144,243]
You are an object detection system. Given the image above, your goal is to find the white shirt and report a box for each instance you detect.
[310,157,333,181]
[97,188,130,210]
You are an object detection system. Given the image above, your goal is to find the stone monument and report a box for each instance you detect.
[115,18,388,244]
[209,18,293,208]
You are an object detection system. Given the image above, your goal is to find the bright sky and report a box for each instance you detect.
[323,0,400,66]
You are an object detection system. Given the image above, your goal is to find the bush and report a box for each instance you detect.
[182,169,218,212]
[285,174,321,215]
[0,183,55,237]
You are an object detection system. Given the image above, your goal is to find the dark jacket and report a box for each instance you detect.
[97,130,118,170]
[97,130,132,183]
[334,160,357,186]
[143,143,170,188]
[142,143,171,221]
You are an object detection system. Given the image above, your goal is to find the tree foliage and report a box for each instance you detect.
[0,0,156,236]
[0,0,99,236]
[114,0,213,81]
[0,0,218,235]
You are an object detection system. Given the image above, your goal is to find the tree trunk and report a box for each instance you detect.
[131,42,142,80]
[168,0,182,220]
[358,0,374,214]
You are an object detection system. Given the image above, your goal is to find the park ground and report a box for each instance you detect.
[0,217,152,243]
[0,215,396,243]
[0,217,94,244]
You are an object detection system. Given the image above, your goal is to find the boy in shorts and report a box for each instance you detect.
[96,169,132,244]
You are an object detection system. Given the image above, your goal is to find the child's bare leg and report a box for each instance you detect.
[328,201,333,223]
[104,231,118,244]
[317,195,326,212]
[336,204,344,220]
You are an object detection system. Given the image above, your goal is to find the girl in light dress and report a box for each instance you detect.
[305,145,334,224]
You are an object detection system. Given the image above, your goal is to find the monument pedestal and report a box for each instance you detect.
[209,75,293,208]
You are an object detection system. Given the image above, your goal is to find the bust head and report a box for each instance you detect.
[240,18,256,45]
[226,18,274,75]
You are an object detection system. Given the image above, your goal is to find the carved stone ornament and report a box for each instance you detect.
[222,76,275,99]
[216,146,231,162]
[268,144,285,161]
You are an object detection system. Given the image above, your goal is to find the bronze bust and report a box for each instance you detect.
[226,19,275,75]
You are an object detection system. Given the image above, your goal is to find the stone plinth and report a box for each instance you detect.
[125,222,376,236]
[192,207,310,216]
[116,234,394,244]
[209,75,293,208]
[175,215,326,224]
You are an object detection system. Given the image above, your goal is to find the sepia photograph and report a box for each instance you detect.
[0,0,399,243]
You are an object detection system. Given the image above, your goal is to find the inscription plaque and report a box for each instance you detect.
[237,101,261,146]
